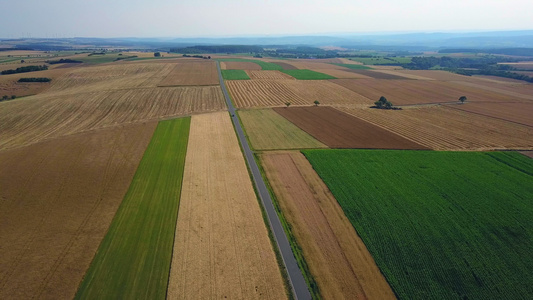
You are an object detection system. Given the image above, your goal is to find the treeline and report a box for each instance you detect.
[171,45,263,54]
[46,58,83,64]
[18,77,51,82]
[1,65,48,75]
[403,56,512,70]
[265,46,338,59]
[182,54,211,59]
[439,48,533,57]
[453,68,533,83]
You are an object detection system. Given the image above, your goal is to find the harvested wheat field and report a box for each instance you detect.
[221,61,262,70]
[339,106,533,150]
[0,122,157,300]
[0,66,74,97]
[167,112,287,300]
[246,70,295,80]
[261,151,395,300]
[392,70,476,81]
[451,80,533,101]
[158,61,219,86]
[227,80,371,108]
[0,86,225,150]
[331,79,525,105]
[343,70,408,79]
[273,106,428,149]
[449,102,533,127]
[370,69,435,80]
[238,108,326,150]
[311,68,372,79]
[285,61,347,70]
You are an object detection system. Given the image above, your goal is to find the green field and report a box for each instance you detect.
[221,69,250,80]
[75,117,191,300]
[238,108,326,150]
[302,150,533,300]
[331,63,372,70]
[280,69,336,80]
[217,58,283,70]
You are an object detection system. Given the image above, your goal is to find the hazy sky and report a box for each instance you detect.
[1,0,532,38]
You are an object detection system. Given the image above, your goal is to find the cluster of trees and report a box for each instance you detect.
[171,45,263,54]
[18,77,51,82]
[1,65,48,75]
[46,58,82,64]
[454,67,533,83]
[182,54,211,59]
[1,95,17,102]
[114,55,138,61]
[372,96,401,110]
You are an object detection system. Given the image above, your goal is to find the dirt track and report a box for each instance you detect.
[273,106,428,149]
[167,112,286,300]
[0,121,157,300]
[261,151,396,300]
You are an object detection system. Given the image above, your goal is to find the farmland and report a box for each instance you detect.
[339,106,533,150]
[0,122,157,299]
[450,102,533,127]
[167,112,287,299]
[246,70,295,80]
[222,69,250,80]
[217,58,283,70]
[273,106,427,149]
[76,117,190,300]
[238,109,326,150]
[260,151,395,300]
[306,68,372,78]
[221,61,262,70]
[331,63,372,70]
[302,149,533,300]
[157,61,219,86]
[280,69,336,80]
[226,80,371,108]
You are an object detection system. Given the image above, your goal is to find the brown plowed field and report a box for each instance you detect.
[261,151,396,300]
[273,106,428,149]
[246,70,295,80]
[272,62,298,70]
[520,151,533,158]
[313,68,372,78]
[0,86,225,150]
[393,70,475,81]
[343,70,410,79]
[158,61,219,86]
[331,79,527,105]
[222,61,262,70]
[451,81,533,101]
[227,80,371,108]
[339,106,533,150]
[0,122,157,300]
[286,61,347,70]
[167,112,286,300]
[370,70,435,80]
[449,102,533,127]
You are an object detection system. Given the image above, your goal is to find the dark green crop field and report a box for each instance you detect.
[221,69,250,80]
[75,117,191,300]
[280,69,336,80]
[302,149,533,300]
[216,58,283,70]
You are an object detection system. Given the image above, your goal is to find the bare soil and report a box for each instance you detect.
[0,121,157,300]
[158,61,219,86]
[449,102,533,127]
[273,106,428,149]
[342,70,411,79]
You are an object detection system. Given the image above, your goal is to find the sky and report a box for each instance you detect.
[1,0,533,38]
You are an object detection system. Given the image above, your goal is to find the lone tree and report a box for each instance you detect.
[459,96,467,104]
[154,52,161,57]
[314,100,320,106]
[285,102,291,108]
[374,96,394,109]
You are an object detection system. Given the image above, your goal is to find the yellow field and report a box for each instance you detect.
[167,112,287,299]
[227,80,372,108]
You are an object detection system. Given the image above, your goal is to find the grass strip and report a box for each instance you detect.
[302,149,533,300]
[75,117,191,300]
[280,69,336,80]
[221,69,250,80]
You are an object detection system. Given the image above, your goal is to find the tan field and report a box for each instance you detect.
[451,80,533,101]
[167,112,287,300]
[246,70,295,80]
[312,68,373,78]
[0,86,225,150]
[158,61,219,86]
[260,151,396,300]
[450,102,533,127]
[283,61,346,70]
[227,80,372,108]
[221,61,262,70]
[0,66,74,97]
[339,106,533,150]
[370,69,435,80]
[0,122,157,299]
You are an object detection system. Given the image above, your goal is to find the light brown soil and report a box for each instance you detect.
[339,106,533,150]
[0,121,157,300]
[370,70,435,80]
[342,70,408,79]
[0,67,74,97]
[331,79,528,105]
[261,151,396,300]
[449,102,533,127]
[223,61,262,70]
[285,61,346,70]
[451,81,533,101]
[167,112,287,300]
[246,70,295,80]
[273,106,428,149]
[520,151,533,158]
[227,80,371,108]
[313,68,373,79]
[158,61,219,86]
[0,86,226,150]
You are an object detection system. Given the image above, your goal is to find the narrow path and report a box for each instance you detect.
[216,62,311,300]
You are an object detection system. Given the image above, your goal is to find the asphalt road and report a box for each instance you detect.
[216,62,311,300]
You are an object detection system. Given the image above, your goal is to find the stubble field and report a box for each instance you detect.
[167,112,287,300]
[158,61,219,86]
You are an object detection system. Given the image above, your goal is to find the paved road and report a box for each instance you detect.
[216,62,311,300]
